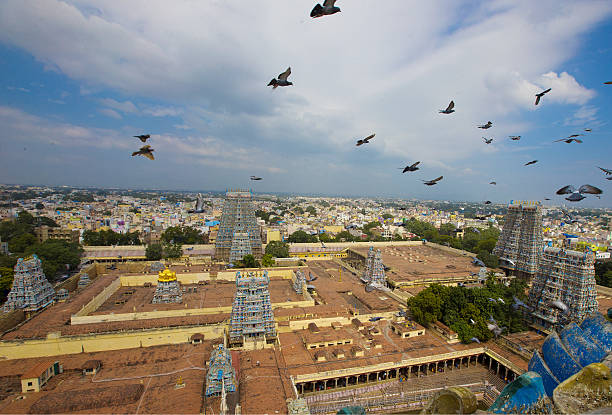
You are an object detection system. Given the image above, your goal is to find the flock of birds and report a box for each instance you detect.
[128,0,611,201]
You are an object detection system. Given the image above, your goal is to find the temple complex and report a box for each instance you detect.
[2,255,55,313]
[151,267,183,304]
[363,247,386,287]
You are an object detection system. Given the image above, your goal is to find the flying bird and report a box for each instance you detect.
[498,298,505,304]
[470,337,481,344]
[422,176,443,186]
[561,207,578,224]
[525,160,538,166]
[544,198,551,200]
[509,136,521,141]
[478,121,493,129]
[489,181,496,185]
[134,134,150,142]
[484,201,492,204]
[554,138,582,144]
[132,145,155,160]
[584,128,592,132]
[551,300,568,313]
[535,88,551,105]
[399,161,420,173]
[439,100,455,114]
[470,319,476,325]
[310,0,340,18]
[597,166,612,175]
[250,176,263,181]
[567,134,583,138]
[556,184,603,202]
[605,81,612,85]
[268,67,292,89]
[356,134,375,146]
[483,137,493,144]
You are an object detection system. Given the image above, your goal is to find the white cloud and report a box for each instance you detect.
[0,0,611,199]
[98,108,122,119]
[98,98,138,113]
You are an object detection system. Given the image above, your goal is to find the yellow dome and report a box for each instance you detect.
[158,267,177,282]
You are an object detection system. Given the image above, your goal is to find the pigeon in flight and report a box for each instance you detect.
[132,145,155,160]
[484,201,492,204]
[489,181,496,185]
[423,176,443,186]
[250,176,263,181]
[598,166,612,175]
[567,134,583,139]
[556,184,602,202]
[134,134,150,142]
[268,67,292,89]
[584,128,592,132]
[478,121,493,129]
[544,198,551,200]
[561,207,578,224]
[551,300,568,313]
[470,337,481,344]
[535,88,551,105]
[439,100,455,114]
[356,134,375,146]
[554,138,583,144]
[310,0,340,18]
[605,81,612,85]
[399,161,420,173]
[525,160,538,166]
[509,136,521,141]
[483,137,493,144]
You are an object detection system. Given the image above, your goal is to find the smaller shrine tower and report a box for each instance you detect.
[3,255,55,313]
[205,344,237,396]
[364,247,386,287]
[152,268,183,304]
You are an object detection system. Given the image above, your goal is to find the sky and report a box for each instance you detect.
[1,0,612,206]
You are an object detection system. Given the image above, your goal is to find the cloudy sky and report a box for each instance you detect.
[1,0,611,206]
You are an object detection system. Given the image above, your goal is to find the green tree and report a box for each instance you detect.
[288,230,317,243]
[265,241,290,258]
[319,233,332,243]
[0,266,15,303]
[293,207,304,215]
[37,217,59,227]
[305,206,317,216]
[24,240,83,281]
[439,223,456,236]
[334,231,356,242]
[161,226,204,244]
[8,233,37,254]
[382,213,393,220]
[145,243,163,261]
[162,242,183,259]
[242,254,259,268]
[261,254,275,267]
[35,202,45,210]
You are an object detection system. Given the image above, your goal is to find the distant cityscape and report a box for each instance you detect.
[0,184,611,414]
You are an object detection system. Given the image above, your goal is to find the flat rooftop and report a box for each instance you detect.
[350,245,480,284]
[0,342,216,414]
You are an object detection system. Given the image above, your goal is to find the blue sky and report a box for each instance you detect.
[1,0,611,206]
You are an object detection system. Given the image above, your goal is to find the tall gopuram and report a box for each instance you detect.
[2,255,55,313]
[493,200,543,280]
[527,247,598,329]
[364,247,386,287]
[228,270,276,347]
[152,267,183,304]
[215,190,262,263]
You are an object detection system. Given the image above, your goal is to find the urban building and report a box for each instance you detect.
[21,361,62,393]
[215,190,262,262]
[493,200,543,280]
[34,225,80,244]
[152,268,183,304]
[527,247,598,329]
[2,255,55,313]
[205,344,237,396]
[228,270,276,347]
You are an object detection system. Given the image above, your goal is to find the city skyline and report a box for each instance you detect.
[1,1,612,206]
